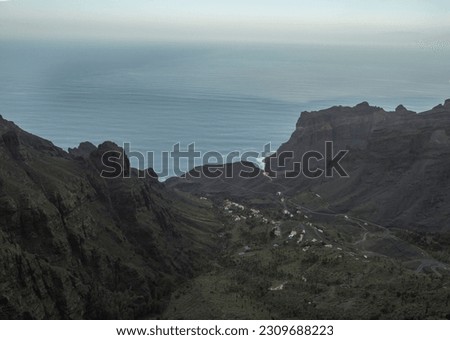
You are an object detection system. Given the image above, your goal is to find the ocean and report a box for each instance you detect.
[0,40,449,178]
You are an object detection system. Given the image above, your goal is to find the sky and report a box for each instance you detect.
[0,0,450,44]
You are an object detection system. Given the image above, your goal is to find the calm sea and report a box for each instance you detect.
[0,41,449,178]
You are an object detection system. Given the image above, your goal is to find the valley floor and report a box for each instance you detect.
[163,190,450,320]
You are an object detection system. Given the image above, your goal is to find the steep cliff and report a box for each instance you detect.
[266,101,450,231]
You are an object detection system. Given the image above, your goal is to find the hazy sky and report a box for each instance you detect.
[1,0,449,44]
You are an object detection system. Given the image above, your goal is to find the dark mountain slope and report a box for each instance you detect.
[0,116,223,319]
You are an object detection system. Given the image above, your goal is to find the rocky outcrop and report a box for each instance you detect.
[165,161,273,199]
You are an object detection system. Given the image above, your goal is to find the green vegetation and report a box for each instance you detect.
[163,192,450,320]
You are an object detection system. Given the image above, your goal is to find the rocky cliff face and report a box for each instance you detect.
[0,116,222,319]
[268,100,450,231]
